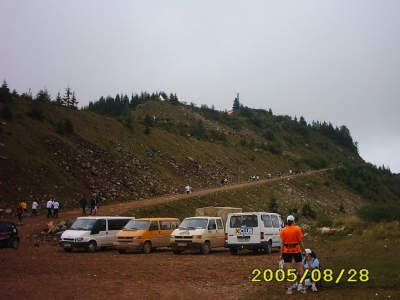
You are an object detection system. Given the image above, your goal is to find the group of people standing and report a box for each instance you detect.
[280,215,320,294]
[46,197,60,218]
[79,194,99,216]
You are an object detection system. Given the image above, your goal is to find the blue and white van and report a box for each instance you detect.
[225,212,284,255]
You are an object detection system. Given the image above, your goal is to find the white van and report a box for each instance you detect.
[225,212,283,255]
[170,207,242,254]
[59,216,133,253]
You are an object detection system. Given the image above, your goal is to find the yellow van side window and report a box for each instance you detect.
[160,220,171,230]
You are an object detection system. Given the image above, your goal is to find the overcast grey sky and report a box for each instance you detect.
[1,1,399,173]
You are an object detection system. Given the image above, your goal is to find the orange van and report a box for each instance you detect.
[113,218,180,254]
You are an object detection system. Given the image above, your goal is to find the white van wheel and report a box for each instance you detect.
[86,241,97,253]
[143,241,152,254]
[265,241,272,254]
[200,241,210,254]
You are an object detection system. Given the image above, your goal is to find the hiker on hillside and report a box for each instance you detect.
[90,196,98,215]
[16,202,24,226]
[31,200,38,216]
[79,196,88,216]
[185,185,191,195]
[53,199,60,218]
[46,197,54,218]
[21,201,27,214]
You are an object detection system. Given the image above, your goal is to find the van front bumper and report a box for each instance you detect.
[113,241,144,251]
[59,240,89,249]
[170,242,203,251]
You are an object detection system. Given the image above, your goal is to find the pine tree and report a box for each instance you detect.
[71,91,78,109]
[35,88,52,102]
[0,80,11,103]
[232,95,240,110]
[63,86,72,107]
[55,92,63,106]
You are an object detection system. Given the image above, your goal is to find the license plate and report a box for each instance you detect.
[237,237,250,242]
[177,243,187,247]
[64,243,71,247]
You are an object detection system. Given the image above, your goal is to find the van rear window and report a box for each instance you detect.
[230,215,258,228]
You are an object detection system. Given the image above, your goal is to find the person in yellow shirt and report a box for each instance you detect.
[21,201,27,213]
[279,215,307,294]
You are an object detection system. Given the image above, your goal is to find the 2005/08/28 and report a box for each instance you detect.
[251,268,370,283]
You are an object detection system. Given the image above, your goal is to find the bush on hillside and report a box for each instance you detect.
[64,118,73,133]
[0,105,13,120]
[301,202,317,219]
[26,103,45,121]
[357,204,400,222]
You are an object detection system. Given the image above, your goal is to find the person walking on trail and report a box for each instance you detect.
[53,199,60,218]
[90,196,97,215]
[16,202,24,226]
[279,215,307,295]
[46,197,54,218]
[79,196,88,216]
[21,201,27,214]
[185,185,191,195]
[32,200,38,216]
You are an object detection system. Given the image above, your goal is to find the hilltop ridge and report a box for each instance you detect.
[1,90,399,218]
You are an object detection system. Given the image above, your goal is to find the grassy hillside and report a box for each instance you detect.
[1,93,399,220]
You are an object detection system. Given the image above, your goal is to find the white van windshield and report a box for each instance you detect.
[124,220,150,230]
[70,219,97,231]
[179,218,208,229]
[230,215,258,228]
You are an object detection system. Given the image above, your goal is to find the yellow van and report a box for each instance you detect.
[113,218,180,254]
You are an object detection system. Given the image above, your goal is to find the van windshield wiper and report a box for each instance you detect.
[182,226,195,230]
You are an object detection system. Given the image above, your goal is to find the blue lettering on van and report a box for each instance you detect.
[240,228,253,234]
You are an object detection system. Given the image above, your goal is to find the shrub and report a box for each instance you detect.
[0,105,13,120]
[26,104,45,121]
[268,196,279,213]
[301,202,317,219]
[316,212,333,227]
[64,118,73,133]
[56,120,65,134]
[356,204,400,222]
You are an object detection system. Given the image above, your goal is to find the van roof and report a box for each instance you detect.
[76,216,134,220]
[135,218,179,221]
[228,212,281,216]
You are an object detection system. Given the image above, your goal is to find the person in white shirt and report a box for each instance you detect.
[32,200,38,216]
[46,197,54,218]
[185,185,191,194]
[53,199,60,218]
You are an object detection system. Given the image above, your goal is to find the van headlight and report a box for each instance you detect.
[170,235,175,238]
[75,237,84,241]
[192,235,202,239]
